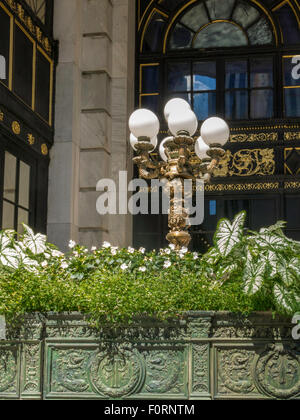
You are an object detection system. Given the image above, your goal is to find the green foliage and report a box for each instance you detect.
[0,217,299,325]
[205,212,300,314]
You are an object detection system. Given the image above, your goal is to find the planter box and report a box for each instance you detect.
[0,312,299,400]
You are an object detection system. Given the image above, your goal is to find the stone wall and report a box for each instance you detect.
[47,0,134,251]
[0,312,299,400]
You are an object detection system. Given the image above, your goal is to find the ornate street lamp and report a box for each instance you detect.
[128,98,229,249]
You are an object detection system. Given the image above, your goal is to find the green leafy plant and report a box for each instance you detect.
[0,216,298,325]
[203,211,300,314]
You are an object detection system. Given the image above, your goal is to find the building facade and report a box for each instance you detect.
[0,0,299,252]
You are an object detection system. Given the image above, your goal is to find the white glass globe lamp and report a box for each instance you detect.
[164,98,191,122]
[201,117,230,147]
[168,109,198,137]
[129,109,160,139]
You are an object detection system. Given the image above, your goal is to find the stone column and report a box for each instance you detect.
[48,0,134,250]
[47,0,82,251]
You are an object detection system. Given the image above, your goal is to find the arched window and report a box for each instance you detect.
[137,0,300,122]
[135,0,300,251]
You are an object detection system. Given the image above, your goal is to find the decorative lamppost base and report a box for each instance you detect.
[166,231,192,249]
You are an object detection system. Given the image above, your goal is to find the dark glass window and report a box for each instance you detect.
[0,5,11,87]
[143,12,167,52]
[274,4,300,45]
[168,0,274,50]
[24,0,47,25]
[2,151,31,233]
[165,57,274,121]
[13,24,34,107]
[35,48,51,123]
[283,56,300,117]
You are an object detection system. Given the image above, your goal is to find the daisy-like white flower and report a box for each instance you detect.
[111,248,118,256]
[61,261,69,269]
[163,260,171,269]
[41,261,48,268]
[193,252,198,260]
[139,266,147,272]
[179,253,185,259]
[102,241,111,249]
[91,246,97,252]
[169,244,176,251]
[181,247,188,254]
[120,263,129,271]
[164,248,171,255]
[139,247,146,254]
[68,240,76,249]
[128,247,135,254]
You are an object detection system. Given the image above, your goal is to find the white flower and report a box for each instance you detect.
[128,247,135,254]
[179,253,185,259]
[52,250,63,258]
[68,240,76,249]
[139,266,146,272]
[181,247,188,254]
[61,261,69,269]
[111,248,118,256]
[41,261,48,268]
[163,260,171,269]
[91,246,97,252]
[139,247,146,254]
[169,244,176,250]
[120,263,129,271]
[102,241,111,249]
[193,252,198,260]
[164,248,171,255]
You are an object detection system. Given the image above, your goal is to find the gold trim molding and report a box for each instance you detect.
[214,149,275,178]
[12,120,20,135]
[230,133,278,143]
[205,182,280,192]
[285,132,300,141]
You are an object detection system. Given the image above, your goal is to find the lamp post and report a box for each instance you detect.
[128,98,229,249]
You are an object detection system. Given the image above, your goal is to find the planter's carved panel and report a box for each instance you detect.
[191,344,210,396]
[216,347,258,397]
[254,344,300,400]
[21,343,41,398]
[0,345,19,396]
[89,348,145,398]
[0,313,299,400]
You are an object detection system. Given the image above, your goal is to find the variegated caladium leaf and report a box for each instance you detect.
[277,257,300,287]
[0,247,20,269]
[22,224,47,255]
[259,221,287,236]
[243,251,266,295]
[274,284,296,312]
[214,211,246,257]
[254,233,287,251]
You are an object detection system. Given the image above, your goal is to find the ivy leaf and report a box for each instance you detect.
[22,224,47,255]
[214,211,246,257]
[243,251,266,295]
